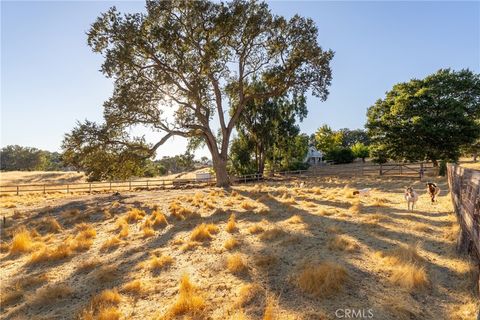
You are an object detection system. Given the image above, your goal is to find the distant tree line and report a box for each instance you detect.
[0,145,64,171]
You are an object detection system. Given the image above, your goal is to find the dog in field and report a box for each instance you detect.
[404,187,419,211]
[426,182,440,202]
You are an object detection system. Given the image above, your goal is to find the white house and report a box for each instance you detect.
[304,146,323,165]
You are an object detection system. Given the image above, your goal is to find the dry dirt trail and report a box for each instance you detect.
[0,176,477,319]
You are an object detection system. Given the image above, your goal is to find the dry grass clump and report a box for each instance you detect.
[259,227,287,241]
[28,242,72,264]
[95,265,118,283]
[1,241,11,253]
[382,295,421,320]
[348,200,362,214]
[121,280,145,295]
[29,283,73,306]
[254,253,278,268]
[363,213,388,224]
[126,208,146,223]
[150,209,168,228]
[101,236,122,251]
[227,253,248,274]
[326,225,344,234]
[412,223,431,233]
[295,261,349,297]
[448,296,479,320]
[378,242,423,266]
[73,223,97,251]
[77,258,101,273]
[226,213,237,233]
[116,217,129,238]
[281,195,297,205]
[224,237,240,250]
[43,217,63,233]
[1,284,24,307]
[263,297,278,320]
[190,223,219,241]
[248,224,265,234]
[370,197,388,207]
[147,254,174,270]
[285,215,303,224]
[389,263,429,292]
[181,241,201,252]
[78,289,123,320]
[236,283,263,307]
[327,235,359,252]
[169,200,200,220]
[9,227,36,254]
[163,274,205,319]
[240,200,257,210]
[142,219,155,238]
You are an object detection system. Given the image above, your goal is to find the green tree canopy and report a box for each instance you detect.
[351,142,369,162]
[313,125,343,153]
[229,81,307,175]
[63,0,333,186]
[366,69,480,165]
[0,145,64,171]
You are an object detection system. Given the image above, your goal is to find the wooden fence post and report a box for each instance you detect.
[16,186,19,196]
[67,185,69,193]
[380,164,383,176]
[43,185,46,194]
[89,183,92,194]
[129,180,132,191]
[146,180,149,190]
[109,181,112,191]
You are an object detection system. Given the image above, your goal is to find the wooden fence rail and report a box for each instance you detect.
[0,162,434,195]
[447,164,480,316]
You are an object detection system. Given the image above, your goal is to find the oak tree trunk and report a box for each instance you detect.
[212,154,230,188]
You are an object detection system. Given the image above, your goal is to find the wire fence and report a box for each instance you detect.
[0,162,435,195]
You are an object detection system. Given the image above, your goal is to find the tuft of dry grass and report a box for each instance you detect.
[121,280,145,295]
[259,227,286,241]
[377,242,423,266]
[263,297,277,320]
[43,217,63,233]
[248,224,265,234]
[190,223,219,241]
[1,285,24,307]
[227,253,248,274]
[448,296,479,320]
[142,219,155,238]
[224,237,240,250]
[240,200,257,210]
[28,242,72,264]
[77,259,101,273]
[412,223,431,233]
[254,254,278,268]
[236,283,263,307]
[10,227,35,254]
[28,283,73,306]
[169,201,200,220]
[295,261,349,297]
[226,213,237,233]
[285,215,303,224]
[126,208,146,223]
[78,289,122,320]
[444,222,460,241]
[95,265,118,283]
[389,263,429,292]
[327,235,359,252]
[101,236,122,251]
[148,254,174,270]
[382,295,421,320]
[163,274,205,319]
[348,201,362,214]
[151,209,168,228]
[180,241,201,252]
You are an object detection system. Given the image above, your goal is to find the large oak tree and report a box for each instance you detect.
[366,69,480,165]
[62,0,333,186]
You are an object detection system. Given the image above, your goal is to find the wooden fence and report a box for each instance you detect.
[447,164,480,317]
[447,164,480,258]
[0,162,434,195]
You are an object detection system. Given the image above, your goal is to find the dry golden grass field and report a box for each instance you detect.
[0,175,478,320]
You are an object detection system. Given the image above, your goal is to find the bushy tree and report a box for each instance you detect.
[366,69,480,165]
[339,129,370,147]
[0,145,64,171]
[230,81,307,175]
[351,142,369,162]
[325,147,355,164]
[314,125,343,153]
[64,0,333,187]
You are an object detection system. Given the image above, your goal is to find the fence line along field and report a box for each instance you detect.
[0,173,477,320]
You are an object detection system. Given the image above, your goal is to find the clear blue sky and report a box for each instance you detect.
[2,1,479,159]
